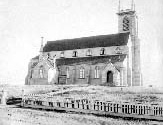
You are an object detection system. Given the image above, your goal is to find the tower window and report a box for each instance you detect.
[72,51,78,57]
[86,49,92,56]
[66,67,70,78]
[95,66,100,78]
[79,67,85,78]
[60,51,64,58]
[123,16,130,31]
[100,48,105,55]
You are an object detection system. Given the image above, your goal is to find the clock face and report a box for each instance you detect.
[123,16,130,31]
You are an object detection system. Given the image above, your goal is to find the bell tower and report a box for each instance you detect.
[117,0,142,86]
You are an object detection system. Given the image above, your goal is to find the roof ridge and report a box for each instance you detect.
[47,32,129,43]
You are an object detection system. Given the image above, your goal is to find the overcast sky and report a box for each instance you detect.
[0,0,163,86]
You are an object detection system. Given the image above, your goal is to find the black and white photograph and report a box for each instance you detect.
[0,0,163,124]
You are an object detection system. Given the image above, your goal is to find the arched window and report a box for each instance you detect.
[30,70,33,78]
[60,51,64,58]
[86,49,92,56]
[66,67,70,78]
[123,16,130,31]
[39,69,43,78]
[95,66,99,78]
[73,51,78,57]
[79,67,85,78]
[100,48,105,55]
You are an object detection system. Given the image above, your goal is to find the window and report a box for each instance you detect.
[30,70,33,78]
[72,51,78,57]
[66,67,70,78]
[60,51,64,58]
[123,16,130,31]
[49,102,53,107]
[79,67,85,78]
[95,66,99,78]
[115,47,122,54]
[86,49,92,56]
[100,48,105,55]
[39,69,43,78]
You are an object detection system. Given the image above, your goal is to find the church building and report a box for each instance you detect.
[25,1,142,86]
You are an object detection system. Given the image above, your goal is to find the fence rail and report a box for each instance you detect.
[21,96,163,121]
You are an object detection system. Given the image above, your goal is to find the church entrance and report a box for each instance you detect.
[107,71,113,86]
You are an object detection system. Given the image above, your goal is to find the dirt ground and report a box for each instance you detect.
[1,85,163,125]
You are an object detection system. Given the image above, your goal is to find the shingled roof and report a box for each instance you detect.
[56,54,126,66]
[43,32,129,52]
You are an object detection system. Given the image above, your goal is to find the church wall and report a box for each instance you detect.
[27,52,128,86]
[26,34,129,86]
[60,64,89,85]
[59,63,115,85]
[25,59,54,85]
[45,45,128,59]
[29,78,48,85]
[32,66,48,79]
[89,64,104,85]
[32,69,39,78]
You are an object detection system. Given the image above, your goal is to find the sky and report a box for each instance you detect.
[0,0,163,86]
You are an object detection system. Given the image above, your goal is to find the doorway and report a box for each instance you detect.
[107,71,113,84]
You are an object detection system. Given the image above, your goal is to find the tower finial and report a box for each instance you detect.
[41,37,44,46]
[131,0,135,11]
[118,0,121,12]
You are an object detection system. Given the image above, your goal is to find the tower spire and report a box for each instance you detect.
[131,0,135,11]
[118,0,121,12]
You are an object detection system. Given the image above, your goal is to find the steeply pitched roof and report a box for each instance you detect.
[56,54,126,66]
[43,32,129,52]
